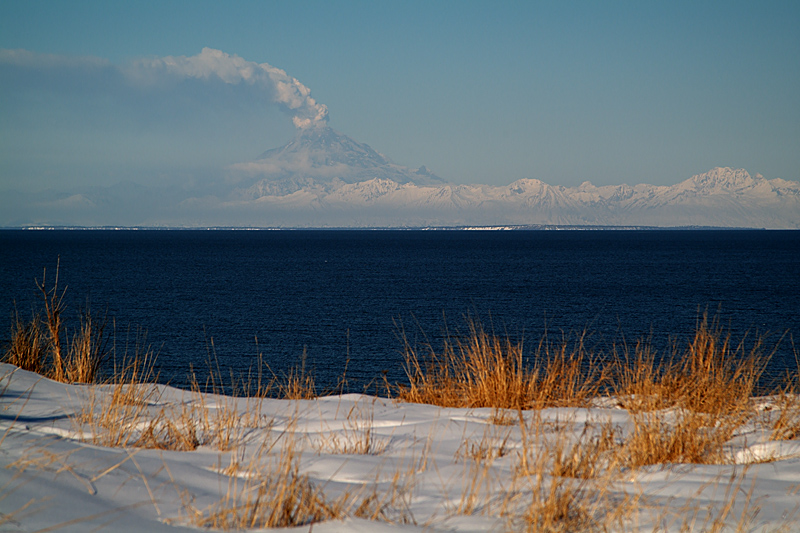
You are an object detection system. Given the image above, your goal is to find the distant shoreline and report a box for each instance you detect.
[0,224,774,231]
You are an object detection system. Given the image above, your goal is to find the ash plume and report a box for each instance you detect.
[1,47,328,130]
[131,48,328,129]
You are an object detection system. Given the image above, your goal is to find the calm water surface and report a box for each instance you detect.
[1,230,798,392]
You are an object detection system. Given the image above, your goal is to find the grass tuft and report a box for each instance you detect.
[396,320,606,410]
[505,411,633,533]
[188,442,343,529]
[4,314,48,376]
[614,314,768,415]
[3,264,110,384]
[621,409,739,467]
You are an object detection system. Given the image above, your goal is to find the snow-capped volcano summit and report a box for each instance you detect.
[229,126,447,199]
[255,125,394,172]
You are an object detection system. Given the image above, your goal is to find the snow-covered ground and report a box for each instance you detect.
[2,363,800,532]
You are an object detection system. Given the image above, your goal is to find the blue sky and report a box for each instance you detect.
[1,0,798,193]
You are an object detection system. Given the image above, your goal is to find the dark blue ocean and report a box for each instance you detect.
[1,230,798,393]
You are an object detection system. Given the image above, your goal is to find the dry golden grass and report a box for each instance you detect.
[768,390,800,441]
[347,430,427,525]
[267,349,319,400]
[341,438,423,525]
[489,407,519,426]
[454,450,499,516]
[647,467,765,533]
[186,439,344,529]
[348,469,417,525]
[37,265,67,383]
[184,368,256,451]
[767,355,800,441]
[396,321,607,410]
[488,387,772,532]
[183,419,415,530]
[75,360,264,453]
[449,423,513,517]
[621,410,740,467]
[501,412,634,533]
[394,315,775,474]
[63,310,109,384]
[607,315,769,468]
[74,348,166,449]
[614,315,767,416]
[4,314,48,376]
[394,314,769,428]
[500,414,765,533]
[681,317,766,413]
[507,473,621,533]
[313,399,388,455]
[3,265,110,384]
[549,421,620,480]
[455,427,512,464]
[441,411,623,530]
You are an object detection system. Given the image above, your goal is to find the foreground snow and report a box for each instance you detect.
[2,364,800,532]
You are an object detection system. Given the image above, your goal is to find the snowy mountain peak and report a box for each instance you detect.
[242,126,447,190]
[682,167,763,193]
[256,126,392,170]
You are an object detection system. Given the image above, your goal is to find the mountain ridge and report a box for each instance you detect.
[219,161,799,228]
[1,125,798,228]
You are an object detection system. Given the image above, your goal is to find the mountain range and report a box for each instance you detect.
[3,126,799,228]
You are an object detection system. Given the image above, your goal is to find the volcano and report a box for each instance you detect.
[230,126,447,199]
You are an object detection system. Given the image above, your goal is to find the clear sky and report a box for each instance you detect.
[1,0,798,193]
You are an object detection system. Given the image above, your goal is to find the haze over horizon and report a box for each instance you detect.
[1,1,799,213]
